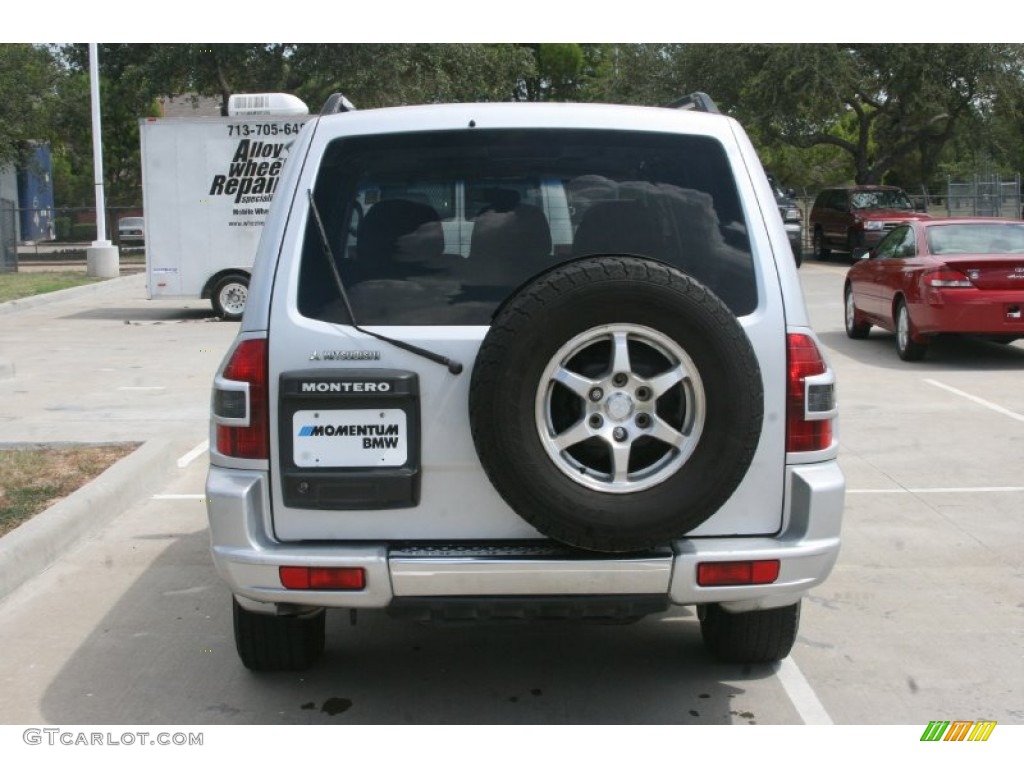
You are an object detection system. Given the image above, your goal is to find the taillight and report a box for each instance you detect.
[213,338,268,459]
[925,269,972,288]
[786,333,835,453]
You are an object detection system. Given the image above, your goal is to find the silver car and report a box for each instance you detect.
[117,216,145,243]
[207,96,844,671]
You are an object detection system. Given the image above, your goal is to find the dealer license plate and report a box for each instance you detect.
[293,409,407,468]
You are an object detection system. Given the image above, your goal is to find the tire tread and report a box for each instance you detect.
[700,601,800,664]
[233,599,325,672]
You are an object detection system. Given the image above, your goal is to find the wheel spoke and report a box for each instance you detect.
[650,415,687,446]
[551,366,598,399]
[646,365,685,399]
[611,331,632,375]
[610,441,632,483]
[534,321,708,494]
[552,420,592,452]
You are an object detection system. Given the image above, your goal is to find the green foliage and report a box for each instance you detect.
[0,44,59,167]
[586,44,685,105]
[0,272,101,304]
[54,217,71,240]
[7,43,1024,207]
[675,43,1024,188]
[285,44,534,109]
[70,222,96,241]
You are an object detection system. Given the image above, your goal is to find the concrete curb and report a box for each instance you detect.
[0,437,185,603]
[0,273,146,317]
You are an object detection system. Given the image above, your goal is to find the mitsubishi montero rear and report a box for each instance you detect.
[207,95,844,671]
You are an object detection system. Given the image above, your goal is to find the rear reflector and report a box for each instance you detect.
[697,560,780,587]
[279,566,366,591]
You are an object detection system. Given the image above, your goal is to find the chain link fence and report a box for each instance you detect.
[0,200,16,273]
[946,175,1021,218]
[3,206,145,272]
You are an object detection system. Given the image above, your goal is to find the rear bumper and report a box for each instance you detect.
[917,289,1024,336]
[784,224,802,253]
[206,461,844,615]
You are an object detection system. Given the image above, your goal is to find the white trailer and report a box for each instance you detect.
[139,93,310,319]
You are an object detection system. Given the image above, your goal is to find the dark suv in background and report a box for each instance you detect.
[809,185,929,260]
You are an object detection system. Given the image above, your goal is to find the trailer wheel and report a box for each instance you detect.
[212,274,249,321]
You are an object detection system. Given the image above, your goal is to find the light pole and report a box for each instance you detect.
[86,42,119,278]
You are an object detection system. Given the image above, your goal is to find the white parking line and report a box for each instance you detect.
[777,657,834,725]
[925,379,1024,423]
[152,494,207,500]
[176,440,209,468]
[849,486,1024,494]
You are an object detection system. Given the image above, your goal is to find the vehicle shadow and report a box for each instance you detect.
[61,307,217,323]
[820,329,1024,373]
[39,530,781,725]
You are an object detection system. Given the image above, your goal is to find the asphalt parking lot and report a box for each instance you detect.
[0,265,1021,726]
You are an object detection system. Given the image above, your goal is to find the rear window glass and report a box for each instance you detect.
[299,128,756,325]
[927,222,1024,254]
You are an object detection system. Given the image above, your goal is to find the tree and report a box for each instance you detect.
[673,44,1024,186]
[52,45,166,206]
[289,44,534,109]
[585,44,684,106]
[515,44,590,102]
[0,45,59,168]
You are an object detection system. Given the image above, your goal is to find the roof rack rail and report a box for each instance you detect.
[664,92,720,114]
[320,93,357,115]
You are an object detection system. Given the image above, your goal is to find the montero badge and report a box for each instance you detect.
[309,350,382,361]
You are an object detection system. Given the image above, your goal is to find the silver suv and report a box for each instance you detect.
[207,94,844,671]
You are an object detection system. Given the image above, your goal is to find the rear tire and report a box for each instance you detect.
[813,228,830,261]
[896,299,927,361]
[844,285,871,339]
[845,228,863,258]
[233,599,325,671]
[699,601,800,663]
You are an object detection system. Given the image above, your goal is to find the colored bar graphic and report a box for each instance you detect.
[920,720,996,742]
[921,721,949,741]
[968,721,997,742]
[945,721,973,741]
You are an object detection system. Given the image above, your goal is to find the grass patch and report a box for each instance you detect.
[0,444,139,537]
[0,272,103,303]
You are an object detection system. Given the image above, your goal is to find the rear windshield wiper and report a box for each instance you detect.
[306,190,463,375]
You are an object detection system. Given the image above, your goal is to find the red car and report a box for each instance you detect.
[844,218,1024,360]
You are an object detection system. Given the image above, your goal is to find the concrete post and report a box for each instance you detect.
[86,244,120,278]
[87,44,119,279]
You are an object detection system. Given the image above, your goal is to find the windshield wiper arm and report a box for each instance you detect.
[306,190,463,375]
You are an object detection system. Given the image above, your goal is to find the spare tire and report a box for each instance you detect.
[468,256,763,553]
